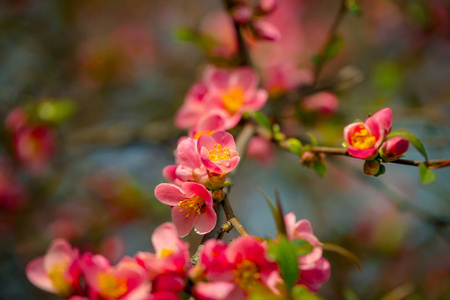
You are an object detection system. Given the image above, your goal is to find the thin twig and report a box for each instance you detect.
[221,195,249,236]
[312,0,347,87]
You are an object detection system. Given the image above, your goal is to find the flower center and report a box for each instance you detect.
[233,260,260,292]
[48,261,71,297]
[222,87,245,114]
[351,125,376,149]
[159,248,174,258]
[208,144,231,161]
[98,273,128,298]
[178,195,205,217]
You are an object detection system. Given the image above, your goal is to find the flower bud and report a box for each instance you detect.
[232,5,253,24]
[255,0,279,15]
[363,160,381,176]
[251,20,281,41]
[379,137,409,162]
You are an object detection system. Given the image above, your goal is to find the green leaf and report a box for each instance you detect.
[419,163,436,184]
[344,288,359,300]
[292,285,322,300]
[324,35,345,61]
[306,132,318,146]
[258,189,285,236]
[175,28,198,42]
[274,191,287,236]
[387,129,428,161]
[322,243,361,270]
[269,237,299,291]
[253,111,271,130]
[286,138,303,155]
[291,238,313,256]
[37,100,76,124]
[314,161,327,178]
[345,0,361,16]
[374,164,386,177]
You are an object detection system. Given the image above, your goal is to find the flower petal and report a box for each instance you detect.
[154,183,186,206]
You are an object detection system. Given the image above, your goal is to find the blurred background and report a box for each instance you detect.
[0,0,449,299]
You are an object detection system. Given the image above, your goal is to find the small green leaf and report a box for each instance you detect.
[314,161,327,178]
[306,132,318,146]
[387,129,428,161]
[322,243,361,270]
[419,163,436,184]
[374,164,386,177]
[275,191,287,236]
[311,54,324,65]
[286,138,303,155]
[253,111,271,130]
[324,35,345,60]
[291,238,313,256]
[269,237,299,290]
[258,189,285,236]
[222,181,233,187]
[175,28,198,42]
[37,100,76,124]
[345,0,361,16]
[292,285,321,300]
[344,288,359,300]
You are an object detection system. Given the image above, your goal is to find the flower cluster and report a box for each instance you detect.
[344,108,409,161]
[157,131,240,237]
[27,214,330,300]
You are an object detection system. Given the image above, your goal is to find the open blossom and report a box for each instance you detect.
[80,254,149,300]
[26,239,82,298]
[194,236,280,300]
[302,92,339,115]
[136,223,191,280]
[154,182,216,237]
[188,111,227,140]
[170,137,208,186]
[343,108,392,159]
[175,66,268,131]
[284,213,330,292]
[197,131,240,176]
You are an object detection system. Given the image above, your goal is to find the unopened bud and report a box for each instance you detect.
[363,160,381,176]
[255,0,279,15]
[379,137,409,162]
[232,5,253,24]
[251,20,281,41]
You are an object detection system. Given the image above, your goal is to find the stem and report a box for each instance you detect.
[221,195,249,236]
[312,0,347,87]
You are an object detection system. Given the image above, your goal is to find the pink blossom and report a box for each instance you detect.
[284,213,330,292]
[175,82,209,129]
[263,64,313,96]
[246,136,276,166]
[232,5,253,24]
[370,108,392,135]
[197,131,240,176]
[5,107,28,132]
[26,239,82,297]
[379,137,409,161]
[343,111,387,159]
[80,254,149,300]
[154,183,216,237]
[188,111,227,140]
[302,92,339,115]
[203,66,268,129]
[0,160,27,210]
[256,0,279,15]
[13,125,57,175]
[174,137,208,185]
[135,223,190,280]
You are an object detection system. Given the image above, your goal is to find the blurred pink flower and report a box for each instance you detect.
[302,92,339,115]
[26,239,82,297]
[246,136,276,166]
[154,183,216,237]
[284,212,330,292]
[80,254,149,299]
[136,223,191,279]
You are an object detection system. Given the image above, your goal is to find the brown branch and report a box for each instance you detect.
[312,0,347,87]
[221,195,249,236]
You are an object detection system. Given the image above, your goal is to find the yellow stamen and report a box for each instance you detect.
[48,261,72,297]
[222,87,245,114]
[233,260,260,292]
[351,125,376,149]
[178,195,205,217]
[159,248,174,258]
[98,273,128,298]
[208,144,231,161]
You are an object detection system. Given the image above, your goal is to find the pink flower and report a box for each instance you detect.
[302,92,339,115]
[252,20,281,41]
[246,136,276,166]
[80,254,149,300]
[154,183,216,237]
[284,213,330,292]
[0,160,27,211]
[256,0,279,15]
[343,112,388,160]
[13,125,57,175]
[175,137,209,185]
[204,66,268,129]
[371,108,392,135]
[197,131,240,176]
[379,137,409,161]
[263,64,313,96]
[5,107,28,132]
[188,111,227,140]
[194,236,280,300]
[175,82,209,129]
[26,239,82,297]
[136,223,191,279]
